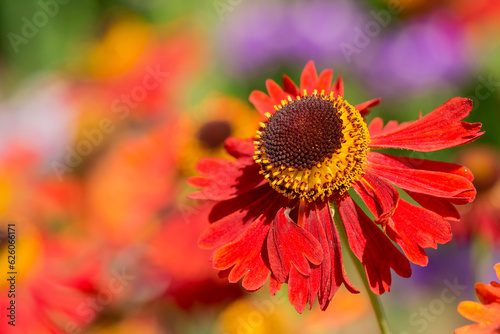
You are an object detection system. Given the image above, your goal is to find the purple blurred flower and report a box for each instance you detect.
[357,12,473,97]
[216,0,367,76]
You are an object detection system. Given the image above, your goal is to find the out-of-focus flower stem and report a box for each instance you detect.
[332,202,392,334]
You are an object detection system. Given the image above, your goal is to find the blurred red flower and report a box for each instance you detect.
[189,61,483,313]
[147,203,243,309]
[0,227,99,334]
[454,145,500,246]
[456,263,500,334]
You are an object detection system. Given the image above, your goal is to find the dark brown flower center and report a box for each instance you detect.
[259,96,344,170]
[197,120,232,149]
[253,92,370,202]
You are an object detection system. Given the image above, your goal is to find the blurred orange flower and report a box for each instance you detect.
[85,120,181,245]
[73,13,208,123]
[178,93,261,176]
[455,263,500,334]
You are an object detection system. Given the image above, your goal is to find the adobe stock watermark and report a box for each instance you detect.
[467,74,500,112]
[213,0,243,21]
[7,0,72,54]
[340,0,404,63]
[51,65,169,181]
[64,267,135,334]
[399,277,467,334]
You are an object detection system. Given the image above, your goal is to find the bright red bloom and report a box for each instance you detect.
[188,61,483,313]
[455,263,500,334]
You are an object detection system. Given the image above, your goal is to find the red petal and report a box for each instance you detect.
[353,172,399,227]
[282,201,358,312]
[269,275,282,295]
[367,152,476,202]
[212,218,272,291]
[306,201,358,308]
[300,60,318,93]
[188,158,264,201]
[224,137,255,162]
[356,98,381,117]
[382,120,401,133]
[288,267,309,313]
[199,185,284,248]
[368,117,384,136]
[332,75,343,97]
[283,74,300,96]
[386,199,452,266]
[267,208,323,282]
[405,191,460,222]
[249,90,276,117]
[218,268,231,278]
[338,195,411,294]
[266,79,290,104]
[316,69,333,93]
[370,97,483,151]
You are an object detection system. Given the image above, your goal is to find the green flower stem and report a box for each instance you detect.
[331,202,392,334]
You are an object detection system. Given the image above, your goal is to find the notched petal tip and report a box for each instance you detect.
[267,207,323,283]
[369,96,484,152]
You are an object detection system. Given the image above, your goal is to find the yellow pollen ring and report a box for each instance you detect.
[253,91,370,202]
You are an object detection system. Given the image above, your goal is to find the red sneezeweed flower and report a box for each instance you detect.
[188,61,483,313]
[455,263,500,334]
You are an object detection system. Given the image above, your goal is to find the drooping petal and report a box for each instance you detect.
[356,98,381,117]
[249,90,276,117]
[353,172,399,227]
[367,152,476,202]
[269,275,282,295]
[300,60,318,93]
[199,185,285,248]
[405,190,460,222]
[212,215,271,291]
[188,157,264,201]
[370,97,483,151]
[286,201,358,312]
[309,201,358,305]
[337,195,411,294]
[267,208,323,283]
[386,199,452,266]
[288,267,309,314]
